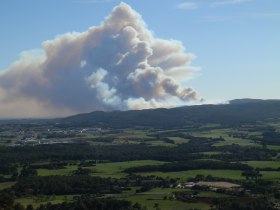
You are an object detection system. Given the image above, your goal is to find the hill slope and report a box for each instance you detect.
[62,99,280,128]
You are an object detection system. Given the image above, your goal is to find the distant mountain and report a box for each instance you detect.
[0,118,57,125]
[229,98,279,105]
[1,99,279,127]
[61,99,280,128]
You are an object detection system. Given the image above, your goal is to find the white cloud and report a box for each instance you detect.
[0,3,201,118]
[211,0,253,8]
[176,2,201,10]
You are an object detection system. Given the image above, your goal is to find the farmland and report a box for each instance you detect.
[1,101,280,209]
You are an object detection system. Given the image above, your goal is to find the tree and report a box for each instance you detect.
[26,205,34,210]
[14,203,25,210]
[20,165,37,177]
[242,170,262,180]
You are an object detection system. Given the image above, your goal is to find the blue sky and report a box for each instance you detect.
[0,0,279,103]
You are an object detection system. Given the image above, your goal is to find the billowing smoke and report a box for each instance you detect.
[0,3,201,118]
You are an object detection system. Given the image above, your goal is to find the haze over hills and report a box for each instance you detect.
[0,99,279,126]
[229,98,280,105]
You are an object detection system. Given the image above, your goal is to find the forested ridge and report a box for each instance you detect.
[62,99,280,128]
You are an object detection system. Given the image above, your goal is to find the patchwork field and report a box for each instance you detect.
[137,169,244,181]
[2,116,280,210]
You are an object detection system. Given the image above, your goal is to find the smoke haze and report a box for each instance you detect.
[0,3,201,118]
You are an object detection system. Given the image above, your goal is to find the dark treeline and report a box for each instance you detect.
[148,131,224,143]
[0,142,277,169]
[262,130,280,145]
[173,191,275,210]
[211,197,275,210]
[13,176,118,195]
[0,190,143,210]
[13,174,174,196]
[149,131,224,145]
[30,162,67,170]
[214,144,278,161]
[0,143,211,164]
[36,197,143,210]
[89,137,114,143]
[45,132,76,139]
[124,160,252,173]
[0,164,17,175]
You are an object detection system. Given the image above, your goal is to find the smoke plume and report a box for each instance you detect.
[0,3,201,118]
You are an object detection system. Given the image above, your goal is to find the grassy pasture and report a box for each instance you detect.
[16,195,75,208]
[0,181,15,190]
[137,169,244,181]
[0,137,14,146]
[147,140,176,147]
[36,160,166,178]
[201,151,223,155]
[16,192,210,210]
[260,171,280,180]
[122,129,152,138]
[190,129,226,138]
[244,161,280,169]
[267,145,280,150]
[89,160,167,178]
[147,188,230,198]
[198,191,232,198]
[126,194,210,210]
[37,165,78,176]
[191,128,260,147]
[213,137,259,147]
[81,129,155,145]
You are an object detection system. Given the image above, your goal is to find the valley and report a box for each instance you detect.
[1,100,280,210]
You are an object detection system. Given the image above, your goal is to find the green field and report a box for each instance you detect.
[37,160,167,178]
[90,160,167,178]
[137,169,244,181]
[191,128,260,147]
[201,151,223,155]
[0,181,15,190]
[2,121,280,210]
[16,195,75,208]
[0,137,14,146]
[190,129,226,139]
[261,171,280,180]
[81,129,155,145]
[123,129,152,138]
[14,187,214,210]
[37,165,78,176]
[114,188,210,210]
[147,140,175,147]
[126,194,210,210]
[15,189,211,210]
[213,137,258,147]
[244,161,280,169]
[63,127,266,148]
[267,145,280,150]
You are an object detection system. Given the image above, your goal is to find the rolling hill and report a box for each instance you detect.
[61,99,280,128]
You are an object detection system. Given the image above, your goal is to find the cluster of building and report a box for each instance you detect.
[177,181,240,190]
[0,125,104,146]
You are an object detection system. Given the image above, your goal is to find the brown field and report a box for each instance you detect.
[197,181,240,189]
